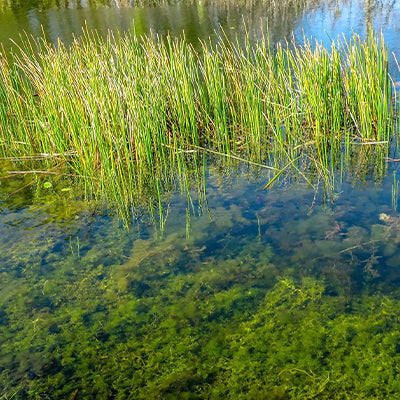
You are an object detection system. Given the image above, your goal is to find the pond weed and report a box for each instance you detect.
[2,179,400,399]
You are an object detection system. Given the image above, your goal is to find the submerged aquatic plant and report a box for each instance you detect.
[3,220,400,399]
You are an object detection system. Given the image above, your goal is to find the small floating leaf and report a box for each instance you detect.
[43,181,52,189]
[61,187,71,192]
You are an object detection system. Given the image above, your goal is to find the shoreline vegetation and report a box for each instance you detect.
[0,28,397,219]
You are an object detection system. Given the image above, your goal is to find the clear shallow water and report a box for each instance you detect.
[2,156,400,398]
[2,0,400,398]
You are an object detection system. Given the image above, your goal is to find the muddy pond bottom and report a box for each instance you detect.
[1,163,400,399]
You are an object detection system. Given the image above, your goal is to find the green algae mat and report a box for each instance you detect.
[2,159,400,399]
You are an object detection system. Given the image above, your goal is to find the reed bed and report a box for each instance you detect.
[0,28,396,214]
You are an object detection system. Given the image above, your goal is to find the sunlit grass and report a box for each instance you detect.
[0,28,396,216]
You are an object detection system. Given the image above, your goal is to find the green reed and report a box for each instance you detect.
[0,28,395,213]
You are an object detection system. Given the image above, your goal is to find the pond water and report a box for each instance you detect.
[1,0,400,54]
[2,0,400,399]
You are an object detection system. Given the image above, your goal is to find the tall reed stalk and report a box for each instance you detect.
[0,28,395,215]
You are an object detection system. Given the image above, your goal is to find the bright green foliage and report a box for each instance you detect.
[0,29,395,213]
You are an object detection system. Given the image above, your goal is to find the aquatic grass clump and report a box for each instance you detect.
[0,28,395,210]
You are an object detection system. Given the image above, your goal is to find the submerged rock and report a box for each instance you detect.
[379,213,400,230]
[377,213,400,243]
[379,213,392,223]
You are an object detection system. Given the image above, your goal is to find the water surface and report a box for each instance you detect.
[1,0,400,55]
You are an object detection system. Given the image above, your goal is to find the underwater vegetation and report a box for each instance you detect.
[1,170,400,399]
[0,27,396,219]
